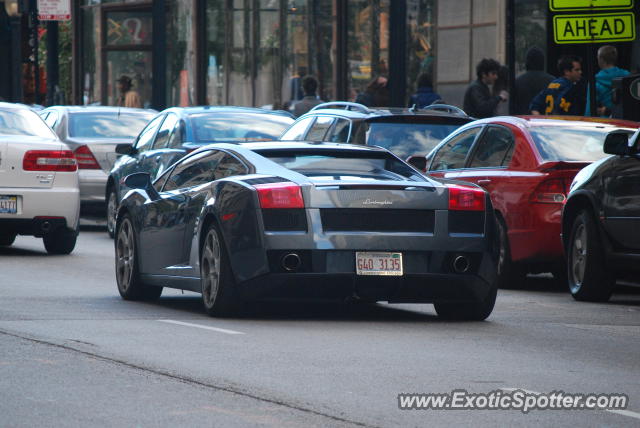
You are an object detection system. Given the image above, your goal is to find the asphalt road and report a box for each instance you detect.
[1,228,639,427]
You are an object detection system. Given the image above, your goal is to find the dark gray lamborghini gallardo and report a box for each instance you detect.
[115,142,498,320]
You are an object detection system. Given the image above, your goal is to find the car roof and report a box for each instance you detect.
[200,140,390,154]
[474,115,640,130]
[161,106,294,119]
[299,102,471,121]
[43,105,157,114]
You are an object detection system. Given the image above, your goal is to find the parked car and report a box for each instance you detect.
[0,102,80,254]
[105,106,294,237]
[115,142,497,320]
[39,106,156,216]
[279,102,472,160]
[423,116,640,288]
[562,128,640,301]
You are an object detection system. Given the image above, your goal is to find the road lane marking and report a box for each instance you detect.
[500,388,640,420]
[157,319,245,335]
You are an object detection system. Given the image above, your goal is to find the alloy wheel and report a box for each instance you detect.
[201,229,221,308]
[570,223,587,293]
[116,219,135,292]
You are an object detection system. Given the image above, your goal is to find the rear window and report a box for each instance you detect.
[0,109,56,138]
[69,112,154,139]
[190,113,293,142]
[366,122,462,159]
[256,149,427,182]
[530,126,637,162]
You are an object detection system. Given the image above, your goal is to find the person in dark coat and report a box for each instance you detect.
[355,76,390,107]
[463,58,508,118]
[409,73,442,108]
[513,47,555,115]
[292,76,324,117]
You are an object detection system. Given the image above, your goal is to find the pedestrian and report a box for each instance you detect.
[463,58,508,118]
[408,73,442,108]
[292,75,324,117]
[355,76,390,107]
[513,47,555,115]
[586,45,630,116]
[530,55,585,116]
[116,75,142,108]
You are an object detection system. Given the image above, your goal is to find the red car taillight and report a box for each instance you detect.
[531,178,567,204]
[448,184,485,211]
[74,145,101,169]
[23,150,78,172]
[255,183,305,209]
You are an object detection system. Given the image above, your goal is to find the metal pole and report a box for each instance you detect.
[9,16,23,103]
[506,0,516,115]
[389,0,407,107]
[152,0,167,110]
[30,0,39,105]
[46,21,59,106]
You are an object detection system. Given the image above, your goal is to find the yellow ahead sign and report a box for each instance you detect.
[553,12,636,43]
[550,0,633,11]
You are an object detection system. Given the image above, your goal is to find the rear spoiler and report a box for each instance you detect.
[538,161,592,173]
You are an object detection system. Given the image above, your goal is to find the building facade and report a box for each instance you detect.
[2,0,639,112]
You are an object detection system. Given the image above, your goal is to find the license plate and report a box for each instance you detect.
[356,252,403,276]
[0,196,17,214]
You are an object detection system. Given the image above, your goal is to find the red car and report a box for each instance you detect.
[422,116,639,287]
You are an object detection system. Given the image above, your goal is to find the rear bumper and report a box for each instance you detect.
[508,204,564,263]
[237,249,496,303]
[0,187,79,235]
[79,169,108,204]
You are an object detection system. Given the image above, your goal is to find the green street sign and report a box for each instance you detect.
[549,0,634,11]
[553,12,636,43]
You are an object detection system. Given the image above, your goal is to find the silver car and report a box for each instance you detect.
[39,106,155,215]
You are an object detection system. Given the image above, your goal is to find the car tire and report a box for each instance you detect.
[0,232,17,246]
[434,286,497,321]
[494,215,526,289]
[115,214,163,301]
[106,187,118,239]
[43,227,77,255]
[200,225,240,317]
[567,210,614,302]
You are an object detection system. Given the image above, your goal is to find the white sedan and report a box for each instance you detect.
[0,103,80,254]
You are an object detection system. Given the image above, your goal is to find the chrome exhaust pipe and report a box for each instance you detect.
[281,253,301,272]
[453,255,470,273]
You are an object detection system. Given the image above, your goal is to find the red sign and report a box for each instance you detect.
[37,0,71,21]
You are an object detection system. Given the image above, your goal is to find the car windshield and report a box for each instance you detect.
[366,122,462,159]
[69,112,154,139]
[0,109,56,138]
[190,113,293,142]
[529,125,637,162]
[257,149,427,182]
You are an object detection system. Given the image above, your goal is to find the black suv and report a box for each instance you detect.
[562,128,640,302]
[279,102,473,161]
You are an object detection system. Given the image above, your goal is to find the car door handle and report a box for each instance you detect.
[478,179,491,185]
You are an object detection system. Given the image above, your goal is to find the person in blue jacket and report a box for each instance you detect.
[409,73,442,108]
[586,45,630,116]
[530,55,585,116]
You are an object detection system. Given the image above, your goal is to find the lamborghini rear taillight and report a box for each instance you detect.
[23,150,78,172]
[255,183,305,209]
[448,184,485,211]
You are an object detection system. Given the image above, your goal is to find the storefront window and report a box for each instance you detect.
[229,0,252,106]
[166,0,196,107]
[206,0,226,105]
[347,0,390,104]
[514,0,547,74]
[105,51,152,107]
[407,1,435,99]
[283,1,308,107]
[106,11,152,45]
[255,0,280,108]
[81,6,98,105]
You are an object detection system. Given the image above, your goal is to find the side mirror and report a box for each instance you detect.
[406,155,427,171]
[115,143,135,155]
[603,132,631,156]
[124,172,152,189]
